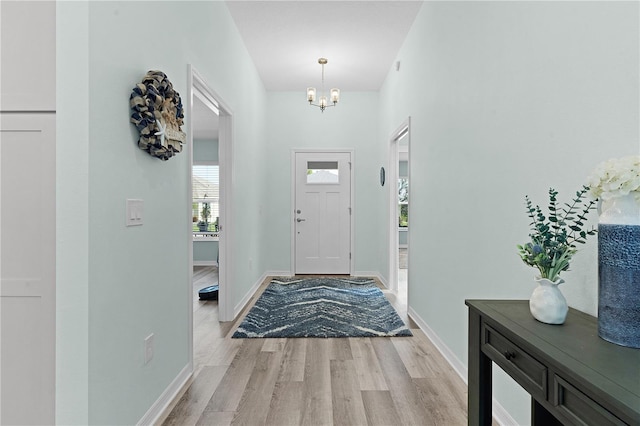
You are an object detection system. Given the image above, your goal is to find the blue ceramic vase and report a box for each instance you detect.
[597,193,640,348]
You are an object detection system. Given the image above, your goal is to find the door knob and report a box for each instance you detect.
[296,218,306,222]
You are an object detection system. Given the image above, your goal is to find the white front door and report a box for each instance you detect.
[294,151,351,274]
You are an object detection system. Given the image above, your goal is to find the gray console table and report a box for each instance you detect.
[466,300,640,426]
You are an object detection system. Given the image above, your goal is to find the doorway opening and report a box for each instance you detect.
[187,65,235,370]
[388,119,410,304]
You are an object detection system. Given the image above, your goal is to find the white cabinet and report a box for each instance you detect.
[1,1,56,111]
[1,1,56,424]
[1,113,56,425]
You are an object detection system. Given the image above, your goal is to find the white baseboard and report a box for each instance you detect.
[265,271,293,278]
[407,307,467,381]
[232,271,297,319]
[492,402,520,426]
[407,307,517,426]
[233,272,268,318]
[352,271,388,288]
[193,260,217,266]
[377,274,389,288]
[137,364,192,426]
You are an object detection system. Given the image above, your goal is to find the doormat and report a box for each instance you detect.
[232,277,412,338]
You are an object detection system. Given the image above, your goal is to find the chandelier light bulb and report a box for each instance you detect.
[307,87,316,103]
[330,88,340,104]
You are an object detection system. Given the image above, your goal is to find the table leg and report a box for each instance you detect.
[468,309,492,426]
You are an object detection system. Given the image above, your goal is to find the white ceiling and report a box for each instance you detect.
[192,0,424,139]
[192,95,219,140]
[225,0,424,91]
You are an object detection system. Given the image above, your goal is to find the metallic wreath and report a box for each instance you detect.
[130,70,186,161]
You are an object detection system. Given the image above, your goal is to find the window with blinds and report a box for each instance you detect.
[193,164,219,232]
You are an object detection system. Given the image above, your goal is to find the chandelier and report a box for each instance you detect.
[306,58,340,112]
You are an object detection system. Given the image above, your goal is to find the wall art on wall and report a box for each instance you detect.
[130,70,186,161]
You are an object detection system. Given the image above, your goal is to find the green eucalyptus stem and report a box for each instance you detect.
[518,186,597,282]
[559,186,597,246]
[545,248,574,282]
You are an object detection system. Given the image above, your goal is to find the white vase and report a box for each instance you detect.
[529,276,568,325]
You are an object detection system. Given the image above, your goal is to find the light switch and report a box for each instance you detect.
[126,199,143,226]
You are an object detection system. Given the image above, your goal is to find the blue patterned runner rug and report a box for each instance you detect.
[232,277,412,338]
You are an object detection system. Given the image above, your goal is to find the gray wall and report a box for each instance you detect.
[265,92,386,276]
[193,240,218,264]
[399,160,408,178]
[193,138,219,162]
[57,2,268,424]
[378,1,639,423]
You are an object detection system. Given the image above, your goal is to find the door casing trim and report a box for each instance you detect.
[187,65,236,378]
[388,118,410,293]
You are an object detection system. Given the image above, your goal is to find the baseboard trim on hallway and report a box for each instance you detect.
[353,271,388,288]
[408,307,467,380]
[137,363,192,426]
[407,307,518,426]
[193,260,217,267]
[233,271,296,319]
[265,270,293,278]
[233,273,268,319]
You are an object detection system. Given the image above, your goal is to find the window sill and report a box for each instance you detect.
[193,232,219,242]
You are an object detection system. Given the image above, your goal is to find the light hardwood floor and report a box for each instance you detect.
[161,267,470,426]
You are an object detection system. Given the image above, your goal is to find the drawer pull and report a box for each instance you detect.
[504,350,516,360]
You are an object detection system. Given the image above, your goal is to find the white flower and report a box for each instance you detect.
[588,155,640,200]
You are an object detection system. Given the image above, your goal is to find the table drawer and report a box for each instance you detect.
[553,375,627,426]
[481,323,547,400]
